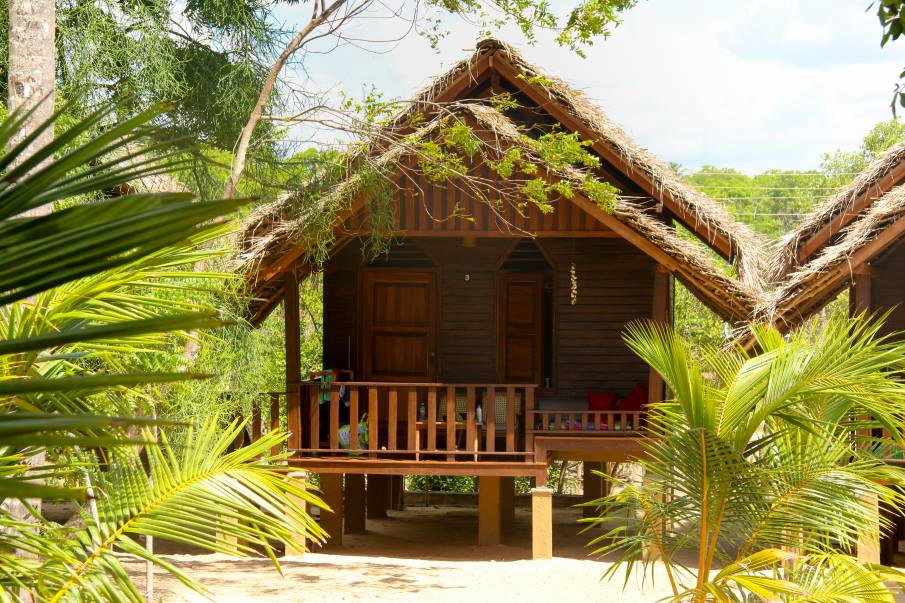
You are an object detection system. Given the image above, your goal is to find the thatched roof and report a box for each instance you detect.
[386,38,766,290]
[770,140,905,282]
[239,38,772,324]
[757,183,905,329]
[240,100,759,325]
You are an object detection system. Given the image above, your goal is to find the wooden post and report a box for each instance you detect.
[531,487,554,559]
[284,471,308,556]
[367,475,389,519]
[856,492,881,564]
[389,475,405,511]
[284,269,302,451]
[344,474,366,534]
[319,473,343,550]
[478,476,502,546]
[850,268,872,316]
[582,462,604,519]
[649,266,672,404]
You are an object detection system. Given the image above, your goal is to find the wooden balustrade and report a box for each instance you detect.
[274,382,536,461]
[254,386,649,466]
[527,409,647,435]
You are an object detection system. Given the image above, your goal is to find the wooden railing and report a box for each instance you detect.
[527,409,647,435]
[268,382,537,462]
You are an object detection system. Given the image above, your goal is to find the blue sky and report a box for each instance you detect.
[275,0,905,174]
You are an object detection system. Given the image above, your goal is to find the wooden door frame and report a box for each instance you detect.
[359,267,439,382]
[496,272,543,384]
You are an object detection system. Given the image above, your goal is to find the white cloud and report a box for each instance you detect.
[780,22,832,45]
[276,0,905,173]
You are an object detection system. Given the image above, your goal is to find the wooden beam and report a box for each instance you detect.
[649,267,671,403]
[290,458,547,478]
[284,269,302,452]
[850,270,872,317]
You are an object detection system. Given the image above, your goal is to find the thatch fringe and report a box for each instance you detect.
[770,140,905,282]
[757,183,905,329]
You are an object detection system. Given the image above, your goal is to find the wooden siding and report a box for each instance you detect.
[539,238,654,403]
[322,236,655,407]
[341,167,612,237]
[869,239,905,335]
[323,242,360,372]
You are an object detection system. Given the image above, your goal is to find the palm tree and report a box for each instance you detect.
[1,104,327,601]
[587,317,905,602]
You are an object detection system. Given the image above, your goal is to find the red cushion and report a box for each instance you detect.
[587,391,617,411]
[618,384,649,411]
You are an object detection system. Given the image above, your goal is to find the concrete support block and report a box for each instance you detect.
[856,492,881,564]
[531,487,553,560]
[284,470,308,556]
[501,476,515,535]
[478,476,502,546]
[319,473,343,550]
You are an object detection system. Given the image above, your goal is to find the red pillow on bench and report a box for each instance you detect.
[587,391,617,411]
[617,383,648,411]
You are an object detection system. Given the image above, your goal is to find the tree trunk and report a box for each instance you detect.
[4,3,56,593]
[8,0,56,206]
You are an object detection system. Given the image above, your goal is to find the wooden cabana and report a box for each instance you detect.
[238,38,762,557]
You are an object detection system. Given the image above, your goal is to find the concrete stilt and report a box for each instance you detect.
[478,476,502,546]
[531,487,553,559]
[284,470,309,556]
[856,492,881,564]
[501,476,515,535]
[319,473,343,550]
[345,474,366,534]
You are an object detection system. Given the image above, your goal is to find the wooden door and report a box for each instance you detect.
[361,270,437,382]
[498,274,542,383]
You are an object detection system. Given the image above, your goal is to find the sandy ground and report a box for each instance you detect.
[124,505,905,603]
[131,554,674,602]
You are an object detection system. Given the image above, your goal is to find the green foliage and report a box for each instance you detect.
[586,316,905,601]
[874,0,905,110]
[407,475,476,493]
[822,118,905,181]
[0,107,326,600]
[166,276,323,428]
[4,419,326,601]
[420,0,636,54]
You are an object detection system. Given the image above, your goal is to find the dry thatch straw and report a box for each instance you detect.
[385,38,767,292]
[770,140,905,283]
[241,101,759,325]
[757,183,905,330]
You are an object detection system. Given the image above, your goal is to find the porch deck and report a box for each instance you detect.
[261,381,651,478]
